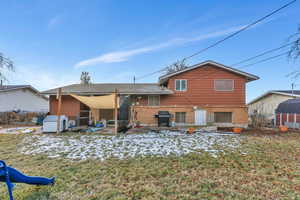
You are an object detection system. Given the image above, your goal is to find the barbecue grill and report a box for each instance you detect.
[154,111,172,127]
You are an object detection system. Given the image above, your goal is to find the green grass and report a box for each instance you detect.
[0,132,299,200]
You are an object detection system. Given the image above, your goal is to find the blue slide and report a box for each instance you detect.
[0,160,55,200]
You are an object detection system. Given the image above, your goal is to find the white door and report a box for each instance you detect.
[195,109,207,125]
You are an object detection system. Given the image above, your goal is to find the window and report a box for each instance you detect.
[214,112,232,123]
[214,79,234,91]
[175,80,187,91]
[175,112,186,123]
[148,95,160,106]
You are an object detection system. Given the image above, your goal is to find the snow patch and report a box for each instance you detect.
[19,131,242,161]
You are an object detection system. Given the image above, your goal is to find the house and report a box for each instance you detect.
[42,60,259,127]
[247,90,300,122]
[0,85,48,112]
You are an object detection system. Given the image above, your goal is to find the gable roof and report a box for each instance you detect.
[159,60,259,84]
[42,83,173,95]
[247,90,300,105]
[0,85,31,92]
[276,98,300,114]
[0,85,48,100]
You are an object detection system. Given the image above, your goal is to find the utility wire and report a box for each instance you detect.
[136,68,166,80]
[172,50,290,82]
[182,0,297,61]
[239,50,290,68]
[135,0,297,81]
[231,42,294,66]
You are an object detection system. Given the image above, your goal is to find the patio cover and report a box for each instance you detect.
[70,94,119,109]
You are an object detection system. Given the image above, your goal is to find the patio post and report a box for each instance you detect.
[56,88,62,134]
[114,88,118,134]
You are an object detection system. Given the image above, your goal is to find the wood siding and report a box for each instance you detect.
[49,95,80,119]
[160,64,246,106]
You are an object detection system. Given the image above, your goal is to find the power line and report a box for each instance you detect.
[239,50,290,68]
[182,0,297,61]
[136,68,166,80]
[135,0,297,81]
[231,42,294,66]
[164,50,290,84]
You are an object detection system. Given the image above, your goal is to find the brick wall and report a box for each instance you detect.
[133,106,194,126]
[133,105,248,127]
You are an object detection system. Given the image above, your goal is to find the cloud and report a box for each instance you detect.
[48,15,62,29]
[75,25,245,68]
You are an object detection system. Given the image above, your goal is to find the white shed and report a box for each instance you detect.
[0,85,48,112]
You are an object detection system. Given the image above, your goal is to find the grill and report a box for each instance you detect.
[154,111,172,127]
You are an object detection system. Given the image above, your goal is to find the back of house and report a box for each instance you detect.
[133,60,258,127]
[42,60,259,127]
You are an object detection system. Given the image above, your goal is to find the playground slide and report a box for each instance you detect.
[0,160,55,200]
[0,166,55,185]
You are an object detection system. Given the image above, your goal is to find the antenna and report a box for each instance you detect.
[292,82,295,95]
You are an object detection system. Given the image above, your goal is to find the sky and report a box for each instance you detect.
[0,0,299,102]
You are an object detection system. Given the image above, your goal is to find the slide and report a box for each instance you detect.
[0,160,55,200]
[0,166,55,185]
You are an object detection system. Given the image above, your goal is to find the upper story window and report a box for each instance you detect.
[175,80,187,91]
[148,95,160,106]
[214,79,234,91]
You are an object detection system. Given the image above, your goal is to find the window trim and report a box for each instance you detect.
[214,79,234,91]
[175,112,187,123]
[175,79,187,91]
[148,95,160,106]
[214,112,233,123]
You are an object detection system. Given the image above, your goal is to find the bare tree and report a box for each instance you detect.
[164,60,189,75]
[0,53,14,85]
[80,71,91,84]
[287,25,300,79]
[289,25,300,60]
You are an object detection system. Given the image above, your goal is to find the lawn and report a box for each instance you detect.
[0,131,299,200]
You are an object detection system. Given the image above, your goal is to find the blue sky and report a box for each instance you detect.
[0,0,299,102]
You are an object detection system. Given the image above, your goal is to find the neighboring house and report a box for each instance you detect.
[0,85,49,112]
[42,60,259,127]
[247,90,300,121]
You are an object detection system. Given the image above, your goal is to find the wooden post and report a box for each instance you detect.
[294,113,297,128]
[280,113,282,126]
[56,88,62,134]
[114,89,118,134]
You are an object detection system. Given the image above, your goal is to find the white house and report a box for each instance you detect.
[0,85,48,112]
[247,90,300,121]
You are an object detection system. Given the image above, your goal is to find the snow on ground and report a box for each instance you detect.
[19,131,242,161]
[0,126,42,134]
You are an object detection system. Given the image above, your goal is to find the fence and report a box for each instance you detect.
[0,112,47,125]
[275,113,300,128]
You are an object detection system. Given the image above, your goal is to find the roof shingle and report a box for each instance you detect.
[42,83,173,95]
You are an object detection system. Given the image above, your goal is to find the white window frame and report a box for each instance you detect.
[214,79,234,91]
[175,79,187,91]
[148,95,160,106]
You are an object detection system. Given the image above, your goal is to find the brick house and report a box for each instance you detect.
[42,60,259,127]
